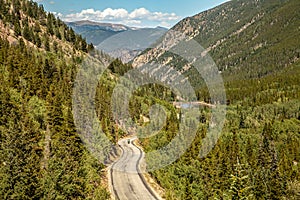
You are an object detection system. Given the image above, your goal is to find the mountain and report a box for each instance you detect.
[97,26,167,63]
[0,0,111,199]
[67,20,167,62]
[66,20,130,45]
[1,0,299,199]
[68,20,130,32]
[0,1,164,198]
[134,0,300,199]
[133,0,299,81]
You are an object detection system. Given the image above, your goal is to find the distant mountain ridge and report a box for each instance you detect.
[66,20,130,47]
[67,20,168,62]
[67,20,130,33]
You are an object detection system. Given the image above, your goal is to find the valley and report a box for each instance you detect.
[0,0,299,199]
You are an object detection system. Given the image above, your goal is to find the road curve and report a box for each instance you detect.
[110,137,160,200]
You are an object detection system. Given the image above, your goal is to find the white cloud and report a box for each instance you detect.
[129,8,150,19]
[59,7,180,27]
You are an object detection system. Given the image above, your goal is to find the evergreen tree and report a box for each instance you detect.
[14,20,21,36]
[227,158,253,200]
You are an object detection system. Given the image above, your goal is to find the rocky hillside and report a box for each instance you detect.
[0,0,97,60]
[133,0,299,80]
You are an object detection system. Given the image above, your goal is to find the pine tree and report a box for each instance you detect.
[23,23,32,41]
[14,20,21,36]
[227,158,253,200]
[44,34,50,51]
[35,33,41,48]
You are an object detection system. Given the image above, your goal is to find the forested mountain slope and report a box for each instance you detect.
[0,1,159,199]
[0,0,111,199]
[133,0,299,83]
[0,0,299,199]
[130,0,300,199]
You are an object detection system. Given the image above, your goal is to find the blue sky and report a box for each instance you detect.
[34,0,230,27]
